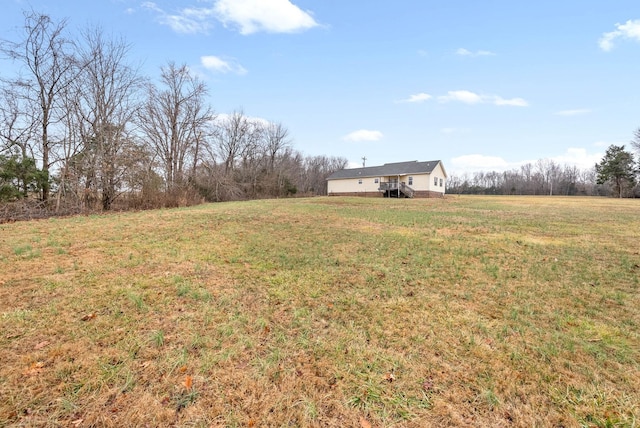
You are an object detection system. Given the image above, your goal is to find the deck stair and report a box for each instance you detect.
[378,182,415,198]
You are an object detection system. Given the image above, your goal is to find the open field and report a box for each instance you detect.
[1,195,639,427]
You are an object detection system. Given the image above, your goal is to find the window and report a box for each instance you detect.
[439,178,443,187]
[434,177,438,186]
[408,176,413,186]
[358,179,362,184]
[374,178,379,184]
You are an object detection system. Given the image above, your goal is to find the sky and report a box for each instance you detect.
[1,0,640,174]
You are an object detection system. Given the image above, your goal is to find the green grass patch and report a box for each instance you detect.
[0,196,639,427]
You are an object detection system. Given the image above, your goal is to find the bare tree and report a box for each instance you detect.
[558,164,580,195]
[0,86,36,161]
[1,11,78,201]
[265,122,290,173]
[535,158,560,196]
[55,85,86,211]
[138,62,214,193]
[258,123,292,196]
[71,27,143,210]
[212,111,272,197]
[215,110,253,175]
[302,155,348,195]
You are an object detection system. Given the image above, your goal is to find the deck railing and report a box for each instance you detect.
[378,182,414,197]
[378,182,398,191]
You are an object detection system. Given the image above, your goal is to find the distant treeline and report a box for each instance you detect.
[447,158,639,197]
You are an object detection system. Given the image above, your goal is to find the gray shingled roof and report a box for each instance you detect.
[327,160,443,180]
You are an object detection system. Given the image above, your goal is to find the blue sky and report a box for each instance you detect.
[2,0,640,174]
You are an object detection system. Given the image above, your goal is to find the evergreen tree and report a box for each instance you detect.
[595,145,636,198]
[0,154,47,201]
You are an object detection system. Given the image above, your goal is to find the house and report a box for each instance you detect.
[326,160,447,198]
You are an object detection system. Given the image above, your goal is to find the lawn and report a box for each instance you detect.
[0,196,638,427]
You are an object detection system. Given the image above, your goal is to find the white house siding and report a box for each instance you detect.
[389,173,444,194]
[426,163,446,193]
[327,177,381,195]
[409,174,430,192]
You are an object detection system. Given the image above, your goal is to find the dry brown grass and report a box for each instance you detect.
[0,195,638,427]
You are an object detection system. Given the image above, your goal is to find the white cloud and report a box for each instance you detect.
[398,92,432,103]
[214,112,270,127]
[440,127,456,134]
[437,90,528,107]
[555,108,591,116]
[599,32,617,52]
[456,48,496,57]
[342,130,384,142]
[142,2,214,34]
[141,2,159,12]
[550,148,602,170]
[438,90,484,104]
[143,0,318,35]
[201,56,247,75]
[213,0,318,34]
[599,19,640,51]
[493,96,528,107]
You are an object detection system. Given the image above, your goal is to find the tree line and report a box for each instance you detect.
[0,11,347,218]
[447,143,640,198]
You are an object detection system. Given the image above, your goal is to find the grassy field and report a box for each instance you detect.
[0,195,638,427]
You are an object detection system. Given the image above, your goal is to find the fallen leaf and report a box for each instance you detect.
[179,365,187,373]
[81,313,96,321]
[360,416,372,428]
[23,361,45,376]
[384,372,395,382]
[183,375,193,389]
[248,419,256,427]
